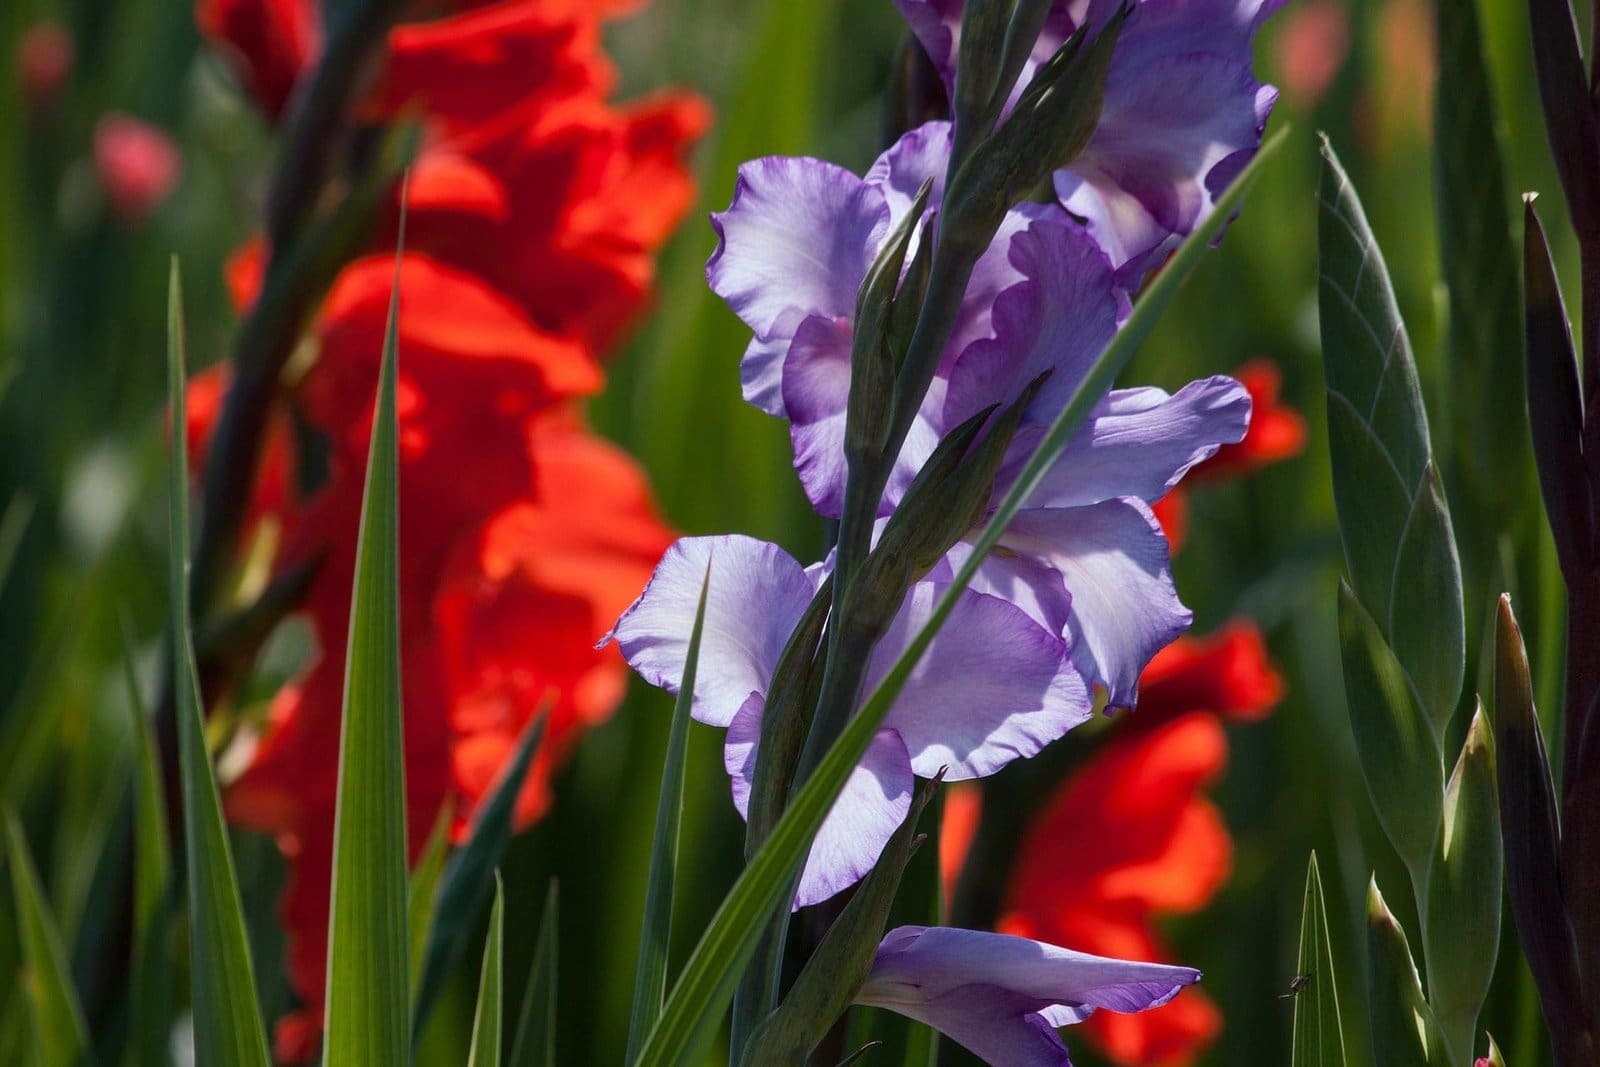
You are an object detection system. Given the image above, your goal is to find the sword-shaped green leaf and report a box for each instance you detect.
[508,881,559,1067]
[408,798,455,1007]
[629,125,1289,1067]
[322,233,411,1067]
[467,877,505,1067]
[414,709,547,1033]
[122,627,173,1067]
[626,565,711,1060]
[1319,139,1464,732]
[4,814,87,1067]
[1291,853,1345,1067]
[166,258,274,1067]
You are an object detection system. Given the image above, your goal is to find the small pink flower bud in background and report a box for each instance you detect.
[16,22,74,115]
[1273,0,1349,111]
[92,114,181,226]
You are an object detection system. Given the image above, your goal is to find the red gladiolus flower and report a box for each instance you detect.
[1273,0,1349,111]
[1135,623,1285,728]
[193,0,704,1056]
[1193,359,1306,482]
[196,0,320,121]
[16,22,74,115]
[999,713,1233,1067]
[93,115,181,226]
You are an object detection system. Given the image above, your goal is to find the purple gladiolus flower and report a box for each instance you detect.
[856,926,1202,1066]
[896,0,1282,282]
[604,535,1090,907]
[708,123,1252,710]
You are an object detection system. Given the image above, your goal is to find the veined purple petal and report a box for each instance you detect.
[858,926,1201,1066]
[726,702,915,908]
[1021,376,1252,509]
[865,119,954,219]
[999,500,1189,709]
[1058,51,1276,280]
[604,535,815,728]
[782,313,856,516]
[942,212,1126,434]
[708,156,889,414]
[928,540,1074,638]
[871,582,1089,779]
[895,0,1279,281]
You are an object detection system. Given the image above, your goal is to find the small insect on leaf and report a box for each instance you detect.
[1280,973,1314,1000]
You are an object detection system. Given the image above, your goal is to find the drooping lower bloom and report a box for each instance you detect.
[894,0,1282,281]
[856,925,1201,1066]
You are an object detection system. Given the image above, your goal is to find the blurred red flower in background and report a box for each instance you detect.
[945,361,1304,1065]
[16,21,74,115]
[189,0,703,1057]
[93,114,181,226]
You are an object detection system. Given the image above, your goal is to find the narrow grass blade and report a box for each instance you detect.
[321,226,411,1067]
[1318,137,1464,731]
[508,881,559,1067]
[122,623,173,1067]
[629,125,1290,1067]
[4,814,88,1066]
[409,797,455,1006]
[414,709,547,1032]
[626,565,711,1060]
[467,877,505,1067]
[1290,852,1345,1067]
[166,258,274,1067]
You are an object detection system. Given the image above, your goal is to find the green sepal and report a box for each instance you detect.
[1366,878,1443,1066]
[1424,702,1501,1056]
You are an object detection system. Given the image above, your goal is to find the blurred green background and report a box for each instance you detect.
[0,0,1582,1063]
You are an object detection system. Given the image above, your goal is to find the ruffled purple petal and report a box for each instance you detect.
[1022,376,1252,509]
[1057,50,1275,280]
[726,702,915,908]
[865,120,954,219]
[999,500,1189,709]
[604,535,815,728]
[708,154,889,360]
[941,212,1125,436]
[869,583,1089,779]
[929,540,1074,638]
[780,313,856,517]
